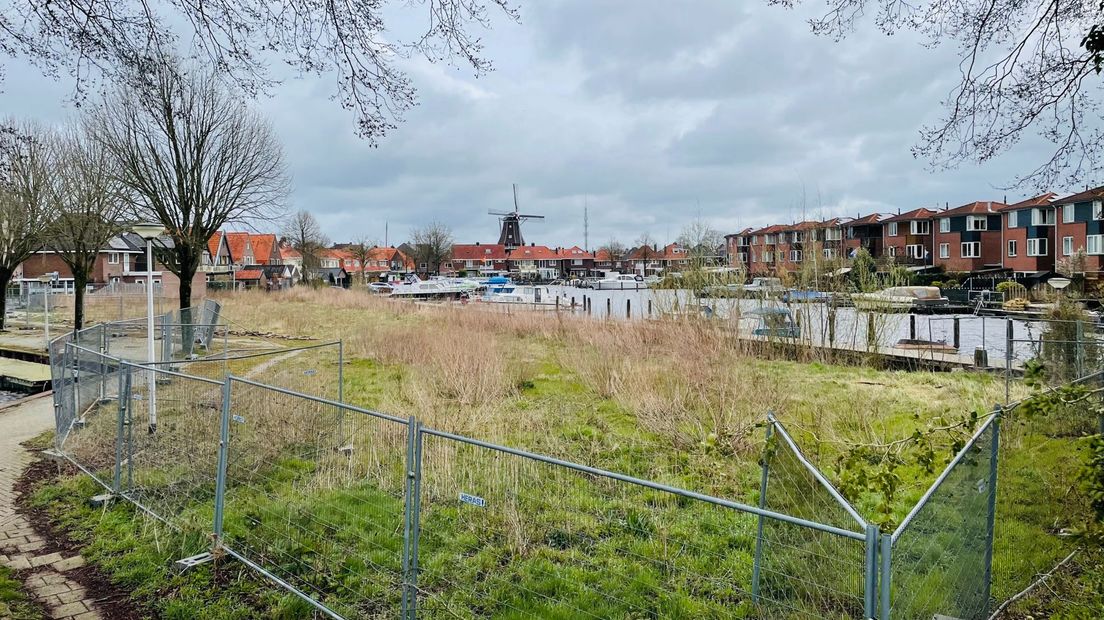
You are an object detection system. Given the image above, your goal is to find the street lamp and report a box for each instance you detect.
[37,272,58,347]
[132,222,165,433]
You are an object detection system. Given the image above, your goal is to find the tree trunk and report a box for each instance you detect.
[0,267,13,331]
[73,272,88,331]
[179,265,194,310]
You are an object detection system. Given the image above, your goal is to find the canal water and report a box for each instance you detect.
[542,285,1083,365]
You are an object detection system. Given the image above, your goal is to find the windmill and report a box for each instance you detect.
[489,184,544,250]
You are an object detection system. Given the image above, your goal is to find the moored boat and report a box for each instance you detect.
[852,286,949,312]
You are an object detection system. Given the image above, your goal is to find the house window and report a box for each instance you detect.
[751,236,759,245]
[825,228,841,241]
[886,246,897,257]
[739,252,749,263]
[764,234,776,244]
[910,220,931,235]
[1007,240,1017,257]
[763,251,774,263]
[1088,235,1104,255]
[1007,211,1018,228]
[847,226,856,239]
[1063,236,1073,256]
[906,244,925,259]
[108,253,119,265]
[1063,203,1075,223]
[790,250,802,262]
[939,218,950,233]
[961,242,981,258]
[966,215,988,231]
[887,222,898,237]
[823,248,837,259]
[1095,200,1104,220]
[791,232,803,243]
[1031,208,1055,226]
[1027,238,1047,256]
[939,243,949,259]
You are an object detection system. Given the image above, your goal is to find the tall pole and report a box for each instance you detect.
[146,238,157,433]
[42,285,50,346]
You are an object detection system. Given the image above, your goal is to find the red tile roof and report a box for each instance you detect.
[555,246,594,260]
[510,245,559,260]
[452,244,508,261]
[249,234,278,264]
[998,193,1056,212]
[1052,186,1104,205]
[224,232,252,263]
[279,246,301,260]
[207,232,223,258]
[848,213,885,225]
[939,201,1006,217]
[235,269,263,280]
[883,208,938,223]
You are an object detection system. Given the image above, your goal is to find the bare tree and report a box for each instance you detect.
[0,1,517,142]
[89,62,290,310]
[633,233,658,273]
[0,121,54,330]
[348,236,379,284]
[410,222,454,275]
[598,239,627,262]
[780,0,1104,188]
[282,210,330,278]
[45,125,126,330]
[677,219,723,268]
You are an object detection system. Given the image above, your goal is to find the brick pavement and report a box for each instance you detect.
[0,394,103,619]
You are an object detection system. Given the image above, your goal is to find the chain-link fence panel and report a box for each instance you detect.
[121,365,225,533]
[888,414,997,620]
[218,378,409,619]
[757,418,869,618]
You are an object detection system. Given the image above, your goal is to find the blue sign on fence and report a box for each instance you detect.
[459,493,486,507]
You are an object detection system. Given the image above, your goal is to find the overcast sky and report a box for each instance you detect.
[0,0,1071,248]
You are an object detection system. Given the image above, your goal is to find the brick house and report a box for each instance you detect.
[555,246,595,278]
[999,194,1057,275]
[19,233,206,297]
[932,201,1006,273]
[843,213,885,260]
[1053,186,1104,276]
[748,224,785,276]
[883,208,938,265]
[725,228,753,269]
[448,243,509,276]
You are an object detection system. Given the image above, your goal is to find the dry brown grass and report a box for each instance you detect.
[209,288,1015,462]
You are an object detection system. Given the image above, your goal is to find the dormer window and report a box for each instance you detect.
[966,216,987,231]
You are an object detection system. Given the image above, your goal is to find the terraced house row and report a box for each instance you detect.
[724,186,1104,279]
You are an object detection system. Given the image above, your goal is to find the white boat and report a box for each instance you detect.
[485,285,555,305]
[367,282,392,294]
[594,273,647,290]
[389,275,467,299]
[742,277,784,295]
[852,286,949,312]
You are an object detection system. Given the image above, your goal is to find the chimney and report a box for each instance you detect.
[475,241,480,246]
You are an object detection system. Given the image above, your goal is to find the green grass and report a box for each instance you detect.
[0,565,42,620]
[37,301,1102,618]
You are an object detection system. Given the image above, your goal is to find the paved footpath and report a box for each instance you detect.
[0,394,104,620]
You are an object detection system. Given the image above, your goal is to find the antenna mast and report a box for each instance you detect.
[584,195,589,252]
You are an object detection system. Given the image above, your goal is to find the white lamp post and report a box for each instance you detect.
[37,272,57,346]
[132,222,165,433]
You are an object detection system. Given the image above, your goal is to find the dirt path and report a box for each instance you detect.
[0,395,104,620]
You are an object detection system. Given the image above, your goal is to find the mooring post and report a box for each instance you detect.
[909,314,916,340]
[571,296,575,310]
[606,298,611,318]
[827,305,836,346]
[866,313,876,350]
[648,299,652,317]
[953,317,961,350]
[626,299,631,319]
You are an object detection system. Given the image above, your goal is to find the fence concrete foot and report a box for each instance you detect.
[173,552,214,574]
[89,493,115,508]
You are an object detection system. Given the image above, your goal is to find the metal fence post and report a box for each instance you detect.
[751,421,774,602]
[99,325,108,401]
[1005,319,1013,405]
[1075,320,1085,379]
[213,379,234,541]
[402,419,425,619]
[879,533,892,620]
[112,367,130,494]
[864,523,879,619]
[338,340,344,404]
[982,410,1000,617]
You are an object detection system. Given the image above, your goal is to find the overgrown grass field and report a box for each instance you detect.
[32,288,1099,618]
